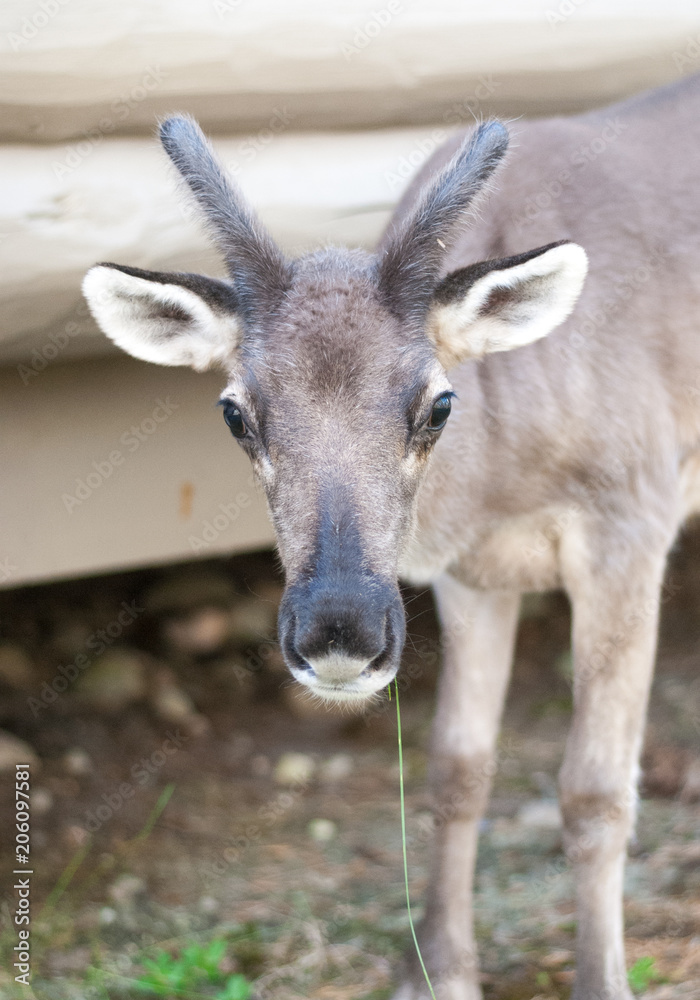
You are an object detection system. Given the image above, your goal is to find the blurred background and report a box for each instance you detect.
[1,2,700,998]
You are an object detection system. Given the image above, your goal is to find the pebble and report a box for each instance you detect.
[150,670,197,721]
[319,753,354,782]
[75,649,146,711]
[65,825,90,847]
[0,643,35,690]
[62,747,93,776]
[149,667,210,736]
[517,799,562,830]
[30,787,53,815]
[108,874,146,906]
[0,731,39,772]
[198,895,219,914]
[308,818,337,842]
[163,606,231,655]
[99,907,118,925]
[274,752,315,786]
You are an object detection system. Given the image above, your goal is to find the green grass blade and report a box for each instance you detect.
[395,680,437,1000]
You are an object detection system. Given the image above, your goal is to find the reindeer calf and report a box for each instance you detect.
[83,73,700,1000]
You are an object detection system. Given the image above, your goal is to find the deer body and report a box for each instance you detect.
[401,75,700,595]
[83,74,700,1000]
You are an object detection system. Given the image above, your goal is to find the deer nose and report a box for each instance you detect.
[293,598,387,669]
[278,579,405,697]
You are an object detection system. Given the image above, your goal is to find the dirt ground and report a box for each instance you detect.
[0,531,699,1000]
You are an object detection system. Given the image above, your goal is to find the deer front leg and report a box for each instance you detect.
[560,544,669,1000]
[394,575,520,1000]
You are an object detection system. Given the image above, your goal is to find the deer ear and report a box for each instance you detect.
[426,241,588,368]
[82,263,242,371]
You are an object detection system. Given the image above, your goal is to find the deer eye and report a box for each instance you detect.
[427,393,452,431]
[221,400,247,439]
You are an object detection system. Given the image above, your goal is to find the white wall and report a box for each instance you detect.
[2,0,699,586]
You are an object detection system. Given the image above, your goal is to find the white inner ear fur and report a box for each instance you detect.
[427,242,588,368]
[82,265,240,371]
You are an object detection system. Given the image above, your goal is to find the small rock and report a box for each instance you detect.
[680,757,700,802]
[150,669,210,736]
[228,597,277,645]
[150,667,196,721]
[62,747,92,776]
[99,906,118,925]
[319,754,353,782]
[198,895,219,914]
[30,787,53,815]
[308,818,337,842]
[0,731,39,773]
[517,799,562,830]
[163,606,232,655]
[109,874,146,906]
[0,643,35,690]
[274,752,315,786]
[75,649,146,712]
[65,825,90,848]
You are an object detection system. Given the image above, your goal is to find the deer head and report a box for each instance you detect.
[83,116,586,704]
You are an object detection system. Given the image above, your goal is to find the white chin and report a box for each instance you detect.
[290,669,393,705]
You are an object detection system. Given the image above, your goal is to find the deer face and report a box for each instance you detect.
[83,116,587,704]
[219,252,453,701]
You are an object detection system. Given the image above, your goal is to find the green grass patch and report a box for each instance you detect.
[628,956,664,993]
[134,937,251,998]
